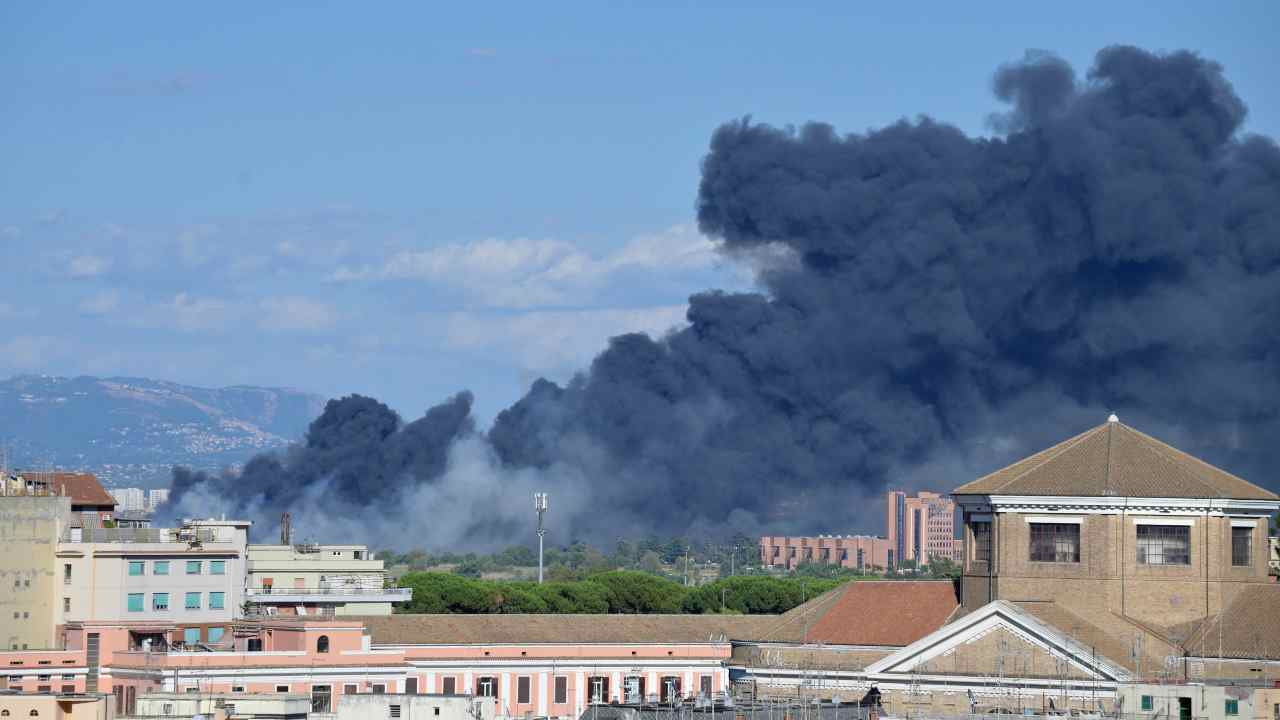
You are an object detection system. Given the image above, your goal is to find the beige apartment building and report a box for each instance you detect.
[0,692,115,720]
[244,544,409,616]
[1,495,73,650]
[56,520,249,648]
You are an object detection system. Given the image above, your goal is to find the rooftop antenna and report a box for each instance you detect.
[280,512,292,545]
[534,492,548,584]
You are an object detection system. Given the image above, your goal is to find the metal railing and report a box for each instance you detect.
[62,527,223,544]
[245,586,412,597]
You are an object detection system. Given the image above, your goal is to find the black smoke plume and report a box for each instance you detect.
[161,46,1280,547]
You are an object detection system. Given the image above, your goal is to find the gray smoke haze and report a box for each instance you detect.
[161,46,1280,548]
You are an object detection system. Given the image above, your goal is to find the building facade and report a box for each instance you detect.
[733,417,1280,718]
[108,490,145,514]
[56,519,249,649]
[885,490,960,568]
[244,543,410,616]
[758,535,889,571]
[1,494,73,650]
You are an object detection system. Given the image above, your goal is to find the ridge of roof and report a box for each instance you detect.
[952,419,1278,501]
[958,424,1104,495]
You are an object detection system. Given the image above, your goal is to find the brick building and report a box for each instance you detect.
[733,415,1280,716]
[885,490,961,568]
[758,535,889,571]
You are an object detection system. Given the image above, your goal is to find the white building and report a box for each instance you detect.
[146,490,169,513]
[336,693,497,720]
[244,543,410,617]
[129,692,309,720]
[57,518,250,647]
[111,489,146,513]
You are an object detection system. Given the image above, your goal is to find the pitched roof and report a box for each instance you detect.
[952,419,1278,500]
[754,581,960,647]
[45,472,117,507]
[1178,585,1280,660]
[357,613,778,646]
[864,600,1132,682]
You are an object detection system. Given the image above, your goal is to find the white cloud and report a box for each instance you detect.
[329,224,722,308]
[258,296,336,332]
[67,254,112,278]
[442,304,689,377]
[155,292,237,332]
[79,289,121,315]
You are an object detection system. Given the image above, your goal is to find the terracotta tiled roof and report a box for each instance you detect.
[356,613,778,645]
[42,472,117,507]
[756,581,959,647]
[1178,585,1280,660]
[952,420,1278,500]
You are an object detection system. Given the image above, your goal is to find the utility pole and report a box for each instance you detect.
[534,493,549,584]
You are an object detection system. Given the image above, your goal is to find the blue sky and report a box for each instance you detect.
[2,1,1277,424]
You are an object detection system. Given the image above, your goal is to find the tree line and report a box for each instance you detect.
[395,571,852,615]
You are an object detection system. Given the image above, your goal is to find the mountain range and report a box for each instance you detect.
[0,374,325,488]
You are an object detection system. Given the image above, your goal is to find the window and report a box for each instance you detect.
[186,561,202,575]
[209,592,225,610]
[588,676,609,704]
[63,597,71,613]
[1141,696,1153,711]
[154,561,170,576]
[442,677,456,695]
[343,684,358,695]
[153,593,169,611]
[554,677,568,704]
[276,685,290,693]
[185,592,201,609]
[64,564,72,585]
[208,627,225,643]
[233,686,245,693]
[317,635,330,653]
[372,684,385,694]
[405,677,418,694]
[476,677,497,698]
[1029,523,1080,563]
[247,638,263,652]
[183,628,200,644]
[660,676,680,704]
[1232,526,1253,566]
[1136,525,1191,565]
[1226,700,1239,716]
[517,676,531,704]
[972,521,992,563]
[390,705,402,719]
[128,561,145,576]
[61,686,74,693]
[127,593,144,612]
[210,561,225,575]
[700,675,713,698]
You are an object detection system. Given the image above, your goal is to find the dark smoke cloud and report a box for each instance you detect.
[162,46,1280,547]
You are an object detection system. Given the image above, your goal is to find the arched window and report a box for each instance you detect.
[30,711,40,717]
[2,709,11,716]
[317,635,329,653]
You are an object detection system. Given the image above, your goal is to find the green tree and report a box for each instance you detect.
[586,570,686,613]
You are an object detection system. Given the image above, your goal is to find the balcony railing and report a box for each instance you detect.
[245,586,412,598]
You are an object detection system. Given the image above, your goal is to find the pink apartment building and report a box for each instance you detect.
[0,615,739,720]
[885,490,961,567]
[759,535,890,571]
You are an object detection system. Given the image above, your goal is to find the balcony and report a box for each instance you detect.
[245,586,412,604]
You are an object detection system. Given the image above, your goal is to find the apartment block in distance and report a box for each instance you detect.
[244,543,410,616]
[759,535,889,571]
[886,490,960,567]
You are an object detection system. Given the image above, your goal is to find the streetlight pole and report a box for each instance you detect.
[534,493,548,584]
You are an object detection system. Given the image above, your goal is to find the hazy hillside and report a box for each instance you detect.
[0,375,324,487]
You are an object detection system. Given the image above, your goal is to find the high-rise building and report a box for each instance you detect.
[148,488,170,511]
[113,487,146,511]
[885,491,959,568]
